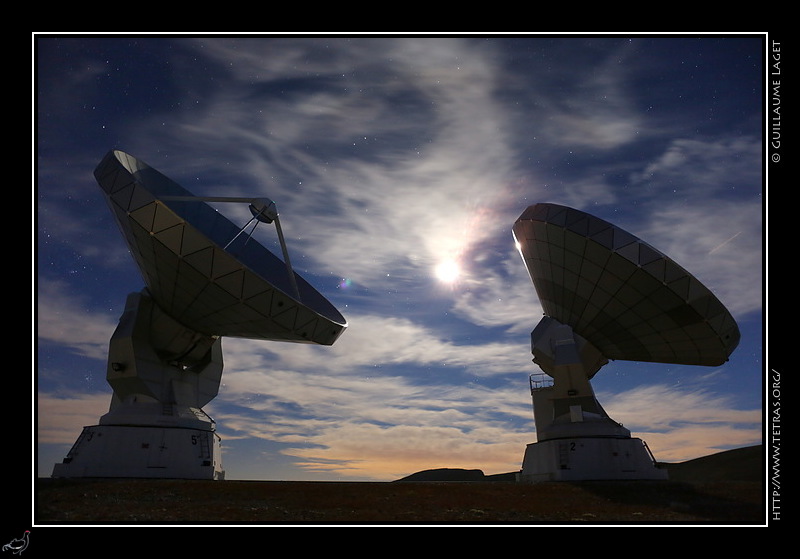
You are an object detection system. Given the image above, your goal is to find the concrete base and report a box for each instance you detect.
[519,437,667,482]
[52,424,224,480]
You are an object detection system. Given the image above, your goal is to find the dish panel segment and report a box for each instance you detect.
[94,150,346,345]
[513,203,739,366]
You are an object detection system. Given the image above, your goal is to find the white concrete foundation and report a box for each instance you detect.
[52,425,224,480]
[519,437,667,482]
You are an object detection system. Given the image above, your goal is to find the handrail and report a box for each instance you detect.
[529,372,554,392]
[641,439,659,465]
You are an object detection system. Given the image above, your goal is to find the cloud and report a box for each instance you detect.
[36,279,117,360]
[450,247,544,333]
[36,37,764,481]
[220,313,534,382]
[633,137,762,194]
[213,362,536,480]
[202,308,542,479]
[116,38,524,295]
[628,136,763,319]
[599,383,761,462]
[644,199,761,318]
[207,317,762,479]
[515,39,645,152]
[281,422,531,480]
[37,392,111,445]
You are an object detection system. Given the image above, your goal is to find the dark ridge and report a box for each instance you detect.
[395,445,763,483]
[659,444,762,483]
[395,468,487,482]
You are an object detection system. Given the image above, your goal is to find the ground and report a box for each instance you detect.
[34,477,763,525]
[34,446,765,526]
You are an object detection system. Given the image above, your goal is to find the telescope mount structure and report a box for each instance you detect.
[512,203,740,482]
[52,151,347,480]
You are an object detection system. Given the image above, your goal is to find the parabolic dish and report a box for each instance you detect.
[512,203,739,366]
[94,150,347,345]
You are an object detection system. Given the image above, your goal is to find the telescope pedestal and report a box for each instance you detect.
[519,437,666,482]
[51,424,224,480]
[518,317,666,482]
[52,291,226,480]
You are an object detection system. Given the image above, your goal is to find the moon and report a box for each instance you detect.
[435,259,461,283]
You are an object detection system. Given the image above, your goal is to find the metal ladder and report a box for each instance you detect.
[558,441,571,469]
[198,432,211,459]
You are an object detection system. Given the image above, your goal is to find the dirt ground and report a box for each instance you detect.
[35,477,764,525]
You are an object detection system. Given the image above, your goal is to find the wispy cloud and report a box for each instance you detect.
[36,279,117,360]
[36,36,763,480]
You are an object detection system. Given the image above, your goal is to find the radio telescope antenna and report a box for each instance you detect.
[512,203,739,482]
[52,150,347,480]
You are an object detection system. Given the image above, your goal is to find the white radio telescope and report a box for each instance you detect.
[52,150,347,480]
[512,203,740,482]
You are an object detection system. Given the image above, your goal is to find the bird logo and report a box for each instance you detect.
[2,531,29,555]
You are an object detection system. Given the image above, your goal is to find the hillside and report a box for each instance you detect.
[659,445,762,483]
[397,445,763,483]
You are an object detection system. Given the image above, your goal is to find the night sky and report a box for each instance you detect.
[36,34,764,482]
